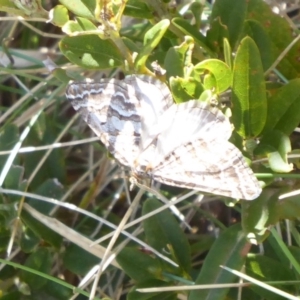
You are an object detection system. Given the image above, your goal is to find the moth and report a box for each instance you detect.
[66,75,261,200]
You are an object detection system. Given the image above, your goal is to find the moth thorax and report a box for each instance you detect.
[132,141,157,178]
[132,158,153,179]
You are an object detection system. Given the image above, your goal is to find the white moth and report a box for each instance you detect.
[66,75,261,200]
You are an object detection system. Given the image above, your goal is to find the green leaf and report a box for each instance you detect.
[169,77,204,103]
[21,209,63,249]
[171,17,212,55]
[199,89,215,103]
[0,124,20,167]
[43,280,72,300]
[267,152,292,173]
[189,224,249,300]
[20,248,52,289]
[49,5,69,27]
[246,254,297,298]
[210,0,247,49]
[223,38,232,69]
[232,36,267,138]
[123,0,153,19]
[247,0,300,79]
[276,195,300,221]
[63,244,100,275]
[60,35,123,69]
[59,0,95,20]
[255,130,292,173]
[117,247,162,283]
[242,190,277,240]
[51,67,72,84]
[164,36,194,79]
[193,59,231,93]
[269,226,300,277]
[3,165,24,190]
[144,20,170,46]
[142,199,191,273]
[122,36,140,53]
[134,19,170,71]
[263,79,300,135]
[20,227,40,253]
[188,2,204,30]
[2,164,25,202]
[202,73,217,93]
[206,17,229,53]
[27,179,65,215]
[242,19,274,71]
[62,17,97,34]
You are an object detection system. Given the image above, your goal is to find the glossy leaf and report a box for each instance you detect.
[255,130,292,173]
[210,0,247,49]
[193,59,231,93]
[134,19,170,71]
[202,73,217,93]
[188,2,204,29]
[199,89,215,103]
[247,0,300,79]
[242,190,277,240]
[170,77,204,103]
[49,5,69,27]
[232,36,267,138]
[206,17,229,54]
[264,79,300,135]
[172,17,213,55]
[223,38,232,69]
[242,19,274,71]
[51,67,72,84]
[277,195,300,221]
[62,17,97,34]
[60,35,123,69]
[124,0,153,19]
[164,36,194,79]
[59,0,95,20]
